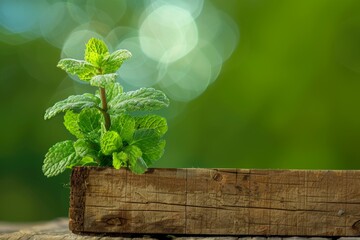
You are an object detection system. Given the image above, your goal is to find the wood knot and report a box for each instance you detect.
[352,219,360,232]
[106,217,126,226]
[213,173,223,181]
[337,209,345,216]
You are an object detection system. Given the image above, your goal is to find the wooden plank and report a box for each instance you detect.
[0,218,159,239]
[0,219,337,239]
[69,167,360,236]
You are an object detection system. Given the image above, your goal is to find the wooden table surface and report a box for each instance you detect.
[0,218,359,240]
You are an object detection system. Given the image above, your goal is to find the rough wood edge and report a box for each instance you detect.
[69,167,90,233]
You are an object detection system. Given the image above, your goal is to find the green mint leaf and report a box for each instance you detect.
[44,93,100,120]
[110,114,135,143]
[78,156,98,166]
[102,49,132,73]
[95,82,123,103]
[112,151,128,170]
[100,131,123,155]
[108,88,170,114]
[124,145,147,174]
[74,139,99,159]
[105,82,123,102]
[57,59,96,81]
[100,122,107,136]
[130,157,148,174]
[78,108,102,132]
[90,73,117,88]
[132,129,161,145]
[63,110,83,138]
[43,140,79,177]
[85,38,109,67]
[142,139,166,165]
[135,115,168,136]
[68,156,98,168]
[131,129,164,165]
[78,108,102,143]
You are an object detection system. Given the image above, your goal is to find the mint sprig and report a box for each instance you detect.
[43,38,169,177]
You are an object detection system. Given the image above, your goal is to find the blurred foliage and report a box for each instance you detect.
[1,0,360,222]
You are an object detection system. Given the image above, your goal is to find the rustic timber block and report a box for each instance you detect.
[69,167,360,236]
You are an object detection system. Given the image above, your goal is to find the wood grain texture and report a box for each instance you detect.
[69,167,360,236]
[0,218,159,239]
[0,218,340,240]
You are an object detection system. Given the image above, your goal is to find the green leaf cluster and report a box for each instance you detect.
[43,38,169,177]
[57,38,131,82]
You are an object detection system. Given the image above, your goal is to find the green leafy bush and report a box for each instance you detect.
[43,38,169,177]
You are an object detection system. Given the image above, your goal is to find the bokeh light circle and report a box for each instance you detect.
[105,26,138,50]
[146,0,204,18]
[40,2,70,48]
[0,0,47,35]
[85,0,127,27]
[210,12,240,61]
[116,37,160,88]
[139,5,198,64]
[158,49,212,102]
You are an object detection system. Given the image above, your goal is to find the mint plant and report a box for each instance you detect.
[43,38,169,177]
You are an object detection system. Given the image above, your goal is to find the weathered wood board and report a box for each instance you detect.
[69,167,360,236]
[0,218,345,240]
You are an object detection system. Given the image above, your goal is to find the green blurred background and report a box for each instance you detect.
[1,0,360,222]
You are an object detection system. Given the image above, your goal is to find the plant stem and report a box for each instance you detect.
[99,87,111,130]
